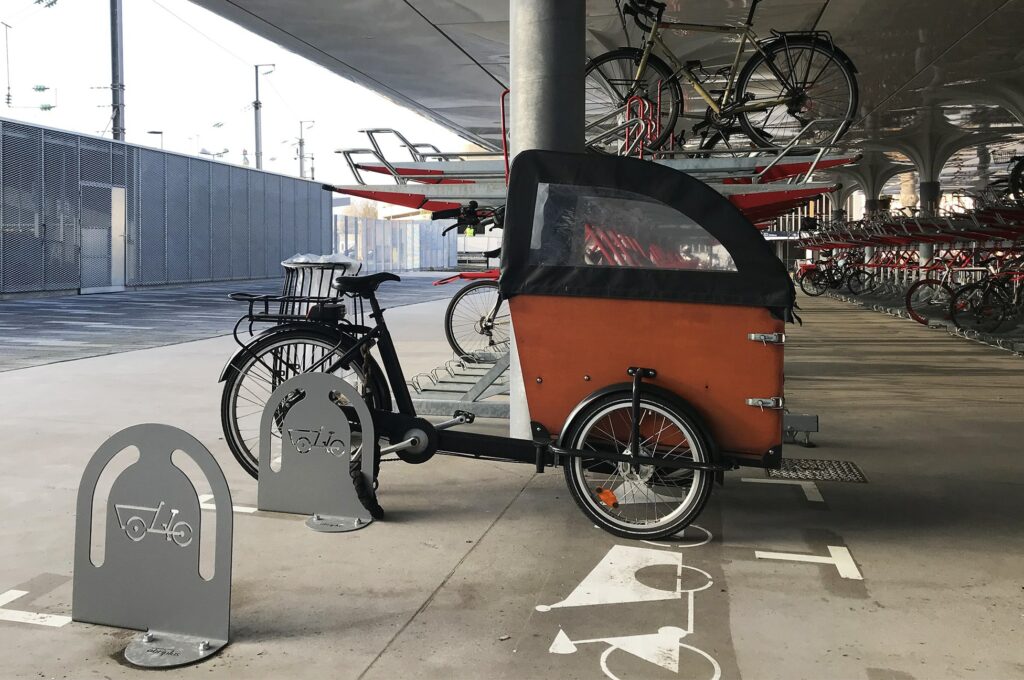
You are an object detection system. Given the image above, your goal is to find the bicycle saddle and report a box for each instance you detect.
[483,247,502,259]
[333,272,401,296]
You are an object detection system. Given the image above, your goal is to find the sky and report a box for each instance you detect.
[0,0,471,184]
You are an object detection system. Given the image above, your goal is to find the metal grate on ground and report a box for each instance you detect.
[770,458,868,483]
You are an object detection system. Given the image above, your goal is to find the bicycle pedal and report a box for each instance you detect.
[453,409,476,425]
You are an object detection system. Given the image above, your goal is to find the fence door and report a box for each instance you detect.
[80,183,125,293]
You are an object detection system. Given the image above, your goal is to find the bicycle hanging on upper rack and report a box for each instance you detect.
[585,0,859,153]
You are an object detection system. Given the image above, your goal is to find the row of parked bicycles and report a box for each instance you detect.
[793,184,1024,337]
[798,249,1024,333]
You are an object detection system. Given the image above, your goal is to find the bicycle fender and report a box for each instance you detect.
[759,33,858,74]
[217,323,351,382]
[556,381,721,465]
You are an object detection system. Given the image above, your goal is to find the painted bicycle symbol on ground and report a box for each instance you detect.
[550,625,721,680]
[537,545,721,680]
[114,501,193,547]
[286,426,346,456]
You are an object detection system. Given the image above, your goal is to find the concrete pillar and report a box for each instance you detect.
[864,246,875,260]
[509,0,585,155]
[918,243,935,277]
[865,198,881,214]
[507,0,586,439]
[919,181,941,217]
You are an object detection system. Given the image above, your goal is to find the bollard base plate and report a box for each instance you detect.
[124,631,226,668]
[306,514,373,533]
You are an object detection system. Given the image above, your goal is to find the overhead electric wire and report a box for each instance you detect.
[146,0,249,66]
[205,0,498,150]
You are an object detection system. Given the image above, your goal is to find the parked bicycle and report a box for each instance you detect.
[949,253,1024,333]
[585,0,859,153]
[430,203,510,358]
[796,255,859,297]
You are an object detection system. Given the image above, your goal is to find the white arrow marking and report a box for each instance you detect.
[0,590,71,627]
[741,477,824,502]
[755,545,863,580]
[536,545,714,612]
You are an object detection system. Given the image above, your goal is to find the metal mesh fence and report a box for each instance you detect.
[0,118,331,295]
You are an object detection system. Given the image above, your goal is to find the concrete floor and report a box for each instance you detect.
[0,293,1022,679]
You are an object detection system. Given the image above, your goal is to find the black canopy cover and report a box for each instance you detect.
[499,150,796,319]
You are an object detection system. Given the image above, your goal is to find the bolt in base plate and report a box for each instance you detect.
[124,631,226,668]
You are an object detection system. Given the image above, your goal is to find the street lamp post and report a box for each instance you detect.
[298,120,314,179]
[146,130,163,149]
[253,64,274,170]
[110,0,125,140]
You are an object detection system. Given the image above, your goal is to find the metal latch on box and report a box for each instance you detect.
[748,332,785,344]
[746,397,785,410]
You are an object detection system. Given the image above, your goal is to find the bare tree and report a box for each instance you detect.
[342,199,379,219]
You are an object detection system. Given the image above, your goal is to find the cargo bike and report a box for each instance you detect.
[220,150,795,539]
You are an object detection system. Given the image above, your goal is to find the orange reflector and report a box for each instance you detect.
[595,487,619,509]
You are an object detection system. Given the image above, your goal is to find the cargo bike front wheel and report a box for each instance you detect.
[560,391,715,540]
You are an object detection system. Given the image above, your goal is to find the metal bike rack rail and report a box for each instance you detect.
[410,350,512,419]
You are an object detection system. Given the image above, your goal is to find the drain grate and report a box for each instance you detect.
[770,458,868,483]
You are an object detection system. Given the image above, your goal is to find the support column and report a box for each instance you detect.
[919,180,941,217]
[508,0,586,439]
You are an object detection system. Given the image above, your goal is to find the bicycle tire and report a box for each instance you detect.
[220,327,392,479]
[734,36,859,148]
[846,269,874,295]
[585,47,683,153]
[799,270,827,296]
[1009,157,1024,203]
[561,391,715,540]
[444,280,509,358]
[950,281,1010,333]
[905,278,953,326]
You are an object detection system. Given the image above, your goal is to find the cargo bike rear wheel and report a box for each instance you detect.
[560,391,715,540]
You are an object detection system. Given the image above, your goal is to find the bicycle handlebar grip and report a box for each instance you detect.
[431,207,463,220]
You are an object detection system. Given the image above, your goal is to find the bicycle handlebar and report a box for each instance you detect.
[433,202,505,235]
[622,0,665,31]
[431,206,465,220]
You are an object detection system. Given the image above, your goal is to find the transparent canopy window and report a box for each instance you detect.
[529,183,737,272]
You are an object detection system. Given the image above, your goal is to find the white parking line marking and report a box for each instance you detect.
[741,477,824,502]
[755,545,863,580]
[641,524,713,550]
[197,494,258,514]
[0,590,71,627]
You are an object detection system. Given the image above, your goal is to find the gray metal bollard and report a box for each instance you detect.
[257,372,376,532]
[73,424,232,668]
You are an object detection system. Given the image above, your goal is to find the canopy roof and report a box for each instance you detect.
[191,1,1024,188]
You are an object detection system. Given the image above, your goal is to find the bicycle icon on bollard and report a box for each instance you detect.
[114,501,194,547]
[286,426,346,456]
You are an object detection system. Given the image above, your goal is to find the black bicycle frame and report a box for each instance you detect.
[276,288,731,474]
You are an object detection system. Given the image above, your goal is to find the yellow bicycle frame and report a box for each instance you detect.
[633,18,790,116]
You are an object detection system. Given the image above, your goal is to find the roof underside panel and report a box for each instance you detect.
[191,0,1024,186]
